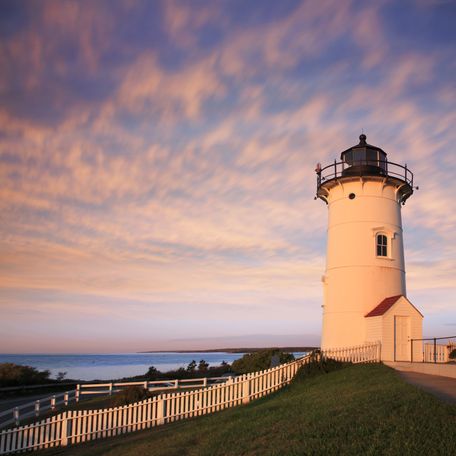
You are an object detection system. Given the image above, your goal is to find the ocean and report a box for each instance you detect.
[0,352,247,381]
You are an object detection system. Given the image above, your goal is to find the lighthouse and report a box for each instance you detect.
[316,134,423,361]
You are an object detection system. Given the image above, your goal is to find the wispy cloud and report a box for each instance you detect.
[0,0,455,352]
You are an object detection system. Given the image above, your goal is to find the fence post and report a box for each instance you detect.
[64,392,69,406]
[51,395,56,411]
[157,395,165,425]
[410,339,413,363]
[174,380,178,389]
[434,338,437,363]
[13,407,19,426]
[242,377,250,405]
[203,377,207,387]
[61,412,68,447]
[76,384,80,403]
[35,400,40,417]
[143,381,148,391]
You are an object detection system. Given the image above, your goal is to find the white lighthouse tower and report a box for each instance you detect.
[316,134,423,361]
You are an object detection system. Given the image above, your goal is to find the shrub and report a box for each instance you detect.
[0,363,51,387]
[449,348,456,360]
[145,366,161,380]
[295,356,349,380]
[231,350,295,374]
[113,386,150,406]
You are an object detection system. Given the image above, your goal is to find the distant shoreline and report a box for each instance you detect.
[138,347,318,354]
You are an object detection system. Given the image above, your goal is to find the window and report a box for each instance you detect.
[377,234,388,257]
[352,149,365,163]
[366,149,378,166]
[344,150,353,165]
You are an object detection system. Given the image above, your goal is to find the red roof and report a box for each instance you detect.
[365,295,402,317]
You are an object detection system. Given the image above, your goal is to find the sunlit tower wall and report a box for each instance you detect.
[316,135,415,350]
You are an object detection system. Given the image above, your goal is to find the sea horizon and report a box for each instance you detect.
[0,345,316,356]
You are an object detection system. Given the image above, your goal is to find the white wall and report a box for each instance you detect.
[321,177,407,349]
[365,315,382,342]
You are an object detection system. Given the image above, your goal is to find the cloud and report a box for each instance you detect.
[0,0,455,351]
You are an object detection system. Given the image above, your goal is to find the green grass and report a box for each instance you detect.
[43,364,456,456]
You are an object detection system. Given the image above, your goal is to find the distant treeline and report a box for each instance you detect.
[134,349,295,381]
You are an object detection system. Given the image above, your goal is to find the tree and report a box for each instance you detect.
[56,372,67,381]
[198,359,209,372]
[186,360,197,372]
[145,366,161,380]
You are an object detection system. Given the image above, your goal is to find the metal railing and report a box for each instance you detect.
[410,335,456,363]
[316,159,414,190]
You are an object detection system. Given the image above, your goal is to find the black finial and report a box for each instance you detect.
[359,133,367,144]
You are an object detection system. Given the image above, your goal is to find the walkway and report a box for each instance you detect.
[398,371,456,404]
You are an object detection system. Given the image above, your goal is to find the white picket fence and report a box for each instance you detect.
[423,343,450,363]
[0,377,231,430]
[321,342,381,363]
[0,344,381,454]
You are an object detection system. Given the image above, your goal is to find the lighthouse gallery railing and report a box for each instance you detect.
[316,159,414,190]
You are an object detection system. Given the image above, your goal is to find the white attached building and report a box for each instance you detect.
[365,295,423,361]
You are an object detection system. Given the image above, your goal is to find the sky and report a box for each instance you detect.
[0,0,455,353]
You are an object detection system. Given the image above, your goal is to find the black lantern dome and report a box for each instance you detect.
[315,134,415,205]
[340,134,387,177]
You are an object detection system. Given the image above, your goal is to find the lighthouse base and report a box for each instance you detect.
[322,295,423,362]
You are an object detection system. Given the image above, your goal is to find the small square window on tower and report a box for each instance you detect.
[376,234,388,257]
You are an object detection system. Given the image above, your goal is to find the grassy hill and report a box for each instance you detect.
[44,363,455,455]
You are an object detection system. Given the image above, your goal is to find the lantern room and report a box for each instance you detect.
[340,133,387,177]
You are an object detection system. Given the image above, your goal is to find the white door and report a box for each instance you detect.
[395,316,410,361]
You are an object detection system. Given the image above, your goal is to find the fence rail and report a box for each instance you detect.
[0,391,77,429]
[0,343,381,454]
[77,376,232,397]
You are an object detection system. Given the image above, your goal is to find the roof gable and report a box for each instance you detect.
[365,295,424,318]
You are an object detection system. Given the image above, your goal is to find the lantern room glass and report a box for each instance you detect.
[343,148,387,172]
